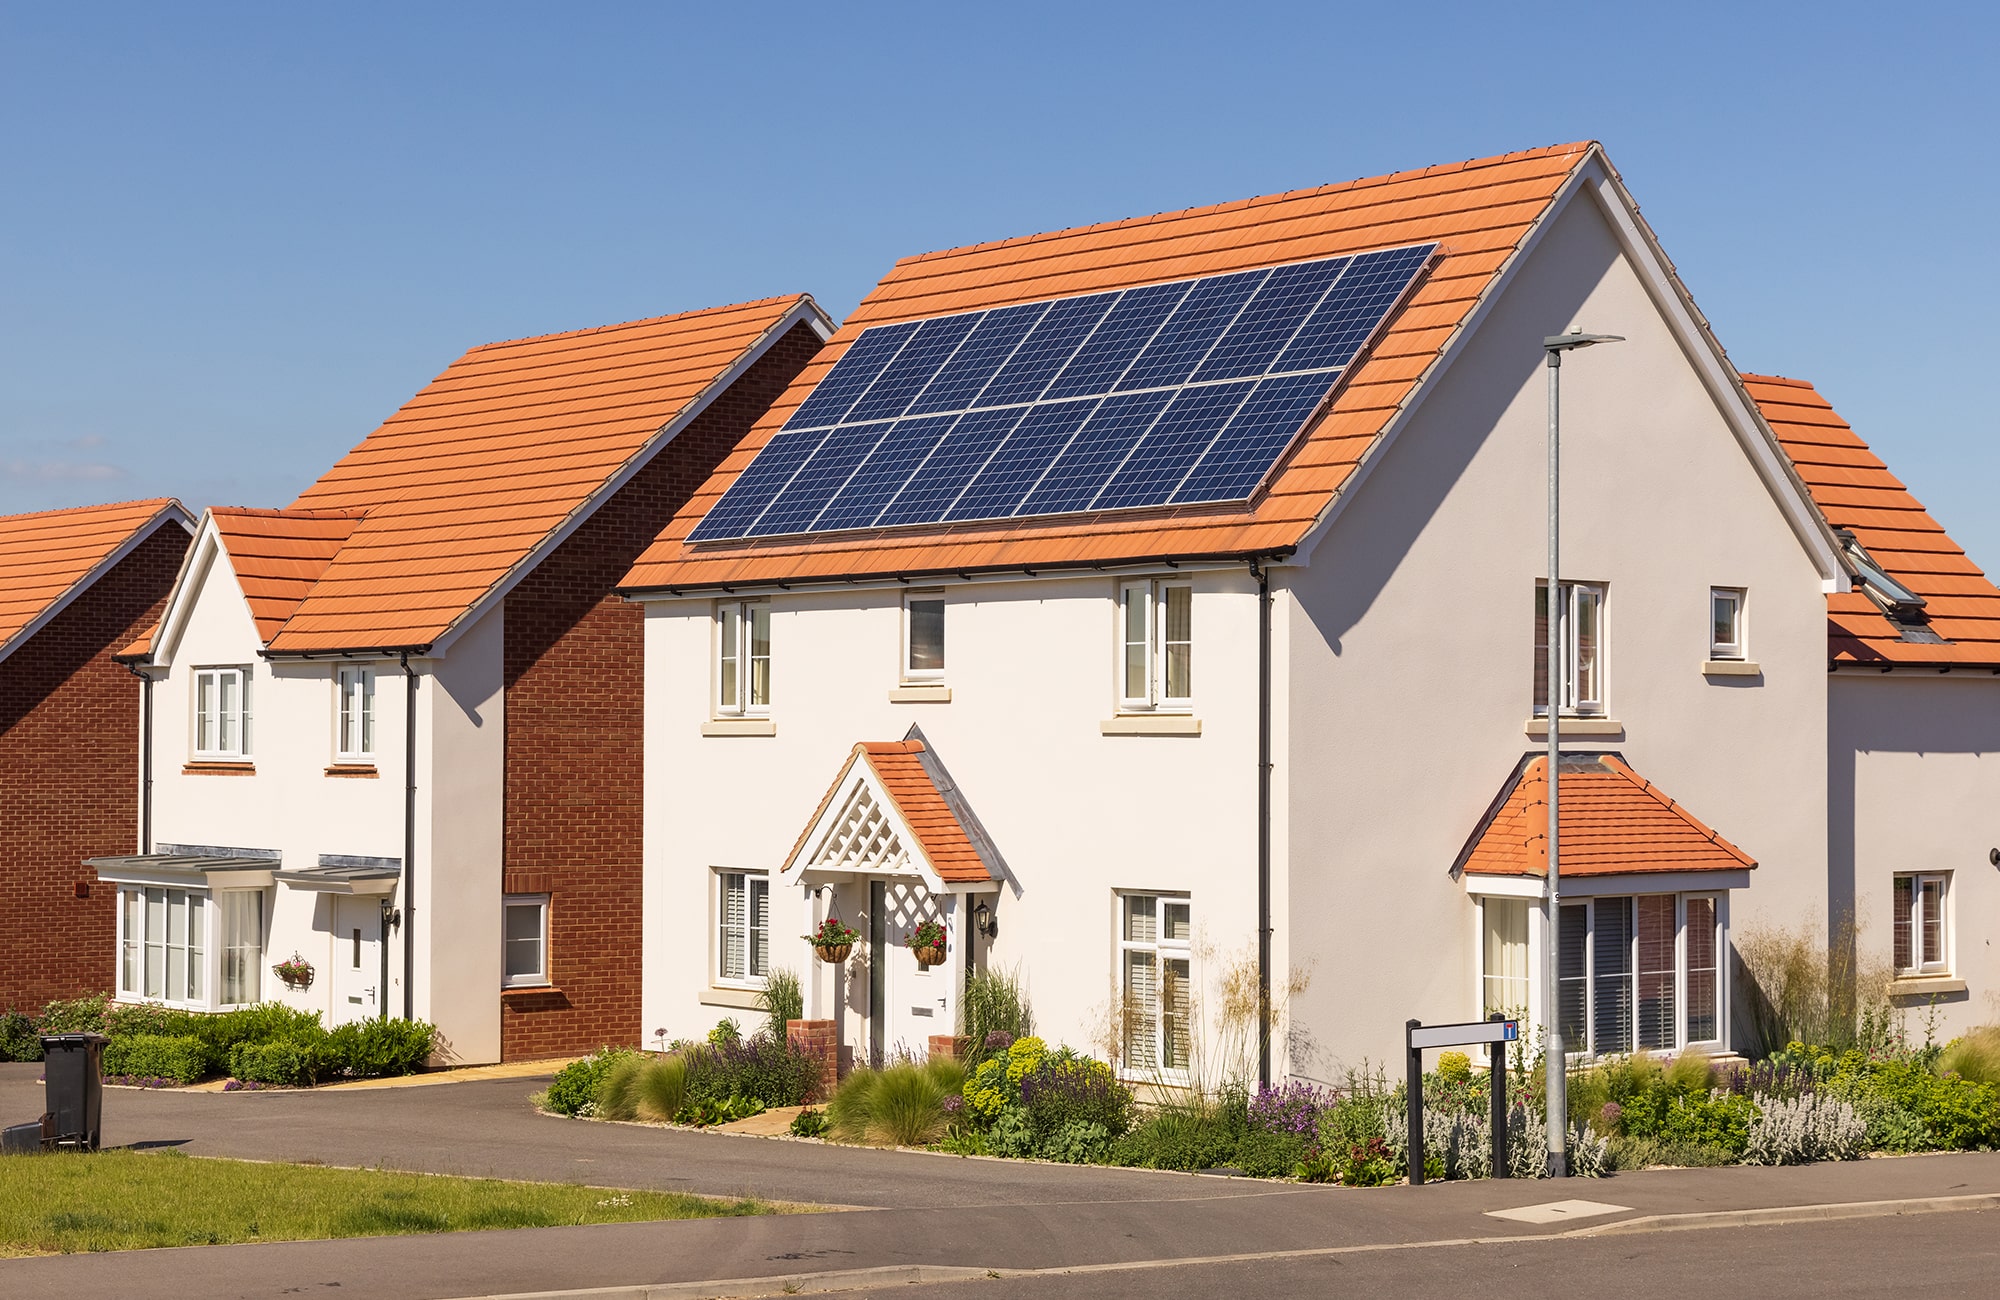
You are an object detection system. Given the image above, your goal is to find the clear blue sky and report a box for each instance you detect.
[5,3,1995,568]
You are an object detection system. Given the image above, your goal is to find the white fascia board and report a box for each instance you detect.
[148,512,249,669]
[624,558,1253,605]
[0,502,195,668]
[417,296,837,660]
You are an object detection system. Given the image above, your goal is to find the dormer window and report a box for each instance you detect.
[193,667,252,759]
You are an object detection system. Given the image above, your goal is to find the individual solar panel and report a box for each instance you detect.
[1015,390,1176,517]
[689,241,1435,542]
[907,302,1048,416]
[785,321,919,431]
[1172,372,1338,504]
[843,314,981,424]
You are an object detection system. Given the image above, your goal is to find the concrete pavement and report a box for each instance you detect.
[4,1060,2000,1299]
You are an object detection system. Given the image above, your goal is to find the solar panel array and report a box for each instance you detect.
[689,242,1436,543]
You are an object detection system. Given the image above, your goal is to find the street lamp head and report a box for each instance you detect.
[1543,328,1626,353]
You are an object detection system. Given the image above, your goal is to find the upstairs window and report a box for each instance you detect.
[1119,580,1193,710]
[1534,582,1605,716]
[1894,873,1950,976]
[904,593,945,681]
[336,666,375,761]
[1710,588,1746,660]
[193,667,252,758]
[716,601,771,715]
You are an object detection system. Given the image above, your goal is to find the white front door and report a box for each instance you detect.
[331,895,381,1025]
[880,883,953,1059]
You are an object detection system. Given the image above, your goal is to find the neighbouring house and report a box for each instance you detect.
[93,296,829,1062]
[619,139,1986,1084]
[0,499,194,1010]
[1748,374,2000,1037]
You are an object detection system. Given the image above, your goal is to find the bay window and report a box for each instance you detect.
[1533,582,1604,716]
[118,886,205,1005]
[219,890,264,1006]
[1553,892,1721,1056]
[1118,892,1191,1077]
[1481,897,1530,1018]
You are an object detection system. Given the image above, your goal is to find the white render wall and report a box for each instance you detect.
[1833,673,2000,1039]
[640,569,1264,1070]
[1279,186,1833,1073]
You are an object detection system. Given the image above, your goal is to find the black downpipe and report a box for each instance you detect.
[401,653,418,1021]
[124,664,154,853]
[1251,558,1273,1089]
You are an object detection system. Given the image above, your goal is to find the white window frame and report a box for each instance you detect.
[1710,588,1747,660]
[1117,579,1193,712]
[502,894,550,989]
[192,666,253,759]
[715,600,771,717]
[902,591,946,682]
[1534,581,1606,717]
[1550,891,1724,1059]
[117,885,207,1008]
[713,869,771,988]
[1479,896,1531,1019]
[335,665,376,762]
[1893,872,1951,976]
[1116,891,1193,1082]
[217,889,266,1007]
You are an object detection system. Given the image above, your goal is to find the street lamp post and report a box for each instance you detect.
[1539,328,1621,1178]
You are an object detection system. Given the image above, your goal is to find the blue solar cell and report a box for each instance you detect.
[744,421,893,537]
[1191,258,1350,382]
[875,406,1027,527]
[784,321,919,431]
[943,399,1098,522]
[1042,281,1189,401]
[1093,382,1256,511]
[972,293,1117,409]
[810,413,961,533]
[906,302,1048,416]
[688,428,833,542]
[1115,269,1268,392]
[1271,245,1433,374]
[1014,390,1174,518]
[1171,372,1335,504]
[844,313,982,423]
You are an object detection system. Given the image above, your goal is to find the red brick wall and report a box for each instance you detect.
[0,525,188,1010]
[499,323,822,1060]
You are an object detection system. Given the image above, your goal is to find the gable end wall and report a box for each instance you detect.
[0,526,189,1009]
[498,322,822,1059]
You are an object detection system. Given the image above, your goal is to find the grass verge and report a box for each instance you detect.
[0,1149,775,1256]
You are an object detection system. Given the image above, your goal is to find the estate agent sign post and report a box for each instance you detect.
[1404,1014,1518,1185]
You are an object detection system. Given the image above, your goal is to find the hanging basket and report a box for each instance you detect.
[913,944,946,969]
[272,953,315,991]
[814,942,853,964]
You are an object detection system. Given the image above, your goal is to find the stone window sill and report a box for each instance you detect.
[1100,715,1202,736]
[1522,717,1623,737]
[889,685,952,703]
[501,983,561,998]
[183,760,255,776]
[325,763,379,778]
[702,718,776,737]
[699,986,766,1010]
[1889,976,1966,998]
[1702,660,1763,677]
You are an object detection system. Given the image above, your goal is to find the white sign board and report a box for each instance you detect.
[1408,1019,1519,1050]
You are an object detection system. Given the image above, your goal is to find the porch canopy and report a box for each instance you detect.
[275,854,401,896]
[781,728,1005,895]
[1452,752,1756,894]
[87,843,279,890]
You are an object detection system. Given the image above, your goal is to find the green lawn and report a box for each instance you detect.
[0,1149,777,1255]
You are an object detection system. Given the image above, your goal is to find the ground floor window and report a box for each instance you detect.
[1481,897,1530,1017]
[219,890,265,1006]
[716,870,769,985]
[503,895,549,988]
[1118,892,1191,1077]
[1556,893,1719,1056]
[1893,872,1950,976]
[118,886,205,1005]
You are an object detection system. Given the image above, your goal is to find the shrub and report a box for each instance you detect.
[103,1033,207,1085]
[229,1038,323,1086]
[1018,1053,1133,1143]
[597,1054,652,1121]
[790,1107,829,1138]
[827,1059,962,1146]
[960,968,1034,1069]
[683,1034,821,1108]
[1938,1027,2000,1086]
[963,1036,1046,1122]
[1742,1091,1867,1165]
[1248,1081,1334,1140]
[1039,1119,1113,1164]
[707,1018,742,1047]
[1107,1104,1243,1172]
[325,1019,434,1077]
[634,1055,690,1122]
[545,1048,638,1116]
[1436,1052,1472,1084]
[1235,1127,1311,1178]
[36,993,109,1034]
[757,969,804,1042]
[0,1010,39,1061]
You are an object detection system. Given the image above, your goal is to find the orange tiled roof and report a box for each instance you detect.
[1458,754,1755,879]
[0,498,189,662]
[1746,374,2000,668]
[208,508,366,644]
[238,296,821,653]
[787,739,997,884]
[622,143,1596,590]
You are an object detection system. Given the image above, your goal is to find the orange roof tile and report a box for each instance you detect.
[623,144,1595,591]
[250,296,821,653]
[0,498,190,664]
[209,508,366,644]
[1746,374,2000,668]
[786,739,998,885]
[1457,754,1756,879]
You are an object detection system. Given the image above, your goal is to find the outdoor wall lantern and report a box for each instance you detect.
[974,900,996,939]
